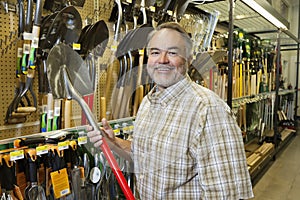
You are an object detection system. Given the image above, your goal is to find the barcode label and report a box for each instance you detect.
[31,37,39,48]
[23,44,30,54]
[54,107,61,116]
[47,110,54,119]
[17,47,23,57]
[60,189,69,196]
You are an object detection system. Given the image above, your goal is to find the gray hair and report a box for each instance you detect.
[146,22,193,62]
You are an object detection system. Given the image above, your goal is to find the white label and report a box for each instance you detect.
[17,47,23,57]
[54,107,61,116]
[23,43,30,54]
[60,189,70,196]
[31,37,39,48]
[47,110,54,119]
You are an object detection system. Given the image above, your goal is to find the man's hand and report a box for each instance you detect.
[87,118,132,161]
[87,118,116,148]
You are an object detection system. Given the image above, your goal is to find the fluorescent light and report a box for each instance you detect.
[241,0,289,30]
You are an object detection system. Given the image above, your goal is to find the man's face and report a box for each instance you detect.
[147,28,190,90]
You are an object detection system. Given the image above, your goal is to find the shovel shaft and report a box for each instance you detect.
[61,67,135,199]
[101,139,135,200]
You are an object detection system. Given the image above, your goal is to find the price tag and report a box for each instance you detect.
[43,105,48,113]
[167,10,173,16]
[129,125,134,132]
[23,32,33,40]
[23,43,31,54]
[150,6,155,12]
[17,47,23,58]
[10,150,24,161]
[139,49,144,55]
[58,141,69,151]
[50,168,70,198]
[113,128,121,136]
[123,126,130,133]
[54,106,61,117]
[47,109,54,119]
[78,136,87,145]
[36,145,49,156]
[73,43,81,50]
[31,37,39,48]
[111,45,117,51]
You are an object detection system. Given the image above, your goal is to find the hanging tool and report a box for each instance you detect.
[47,43,135,199]
[77,20,109,125]
[12,0,43,114]
[104,0,123,120]
[24,149,47,200]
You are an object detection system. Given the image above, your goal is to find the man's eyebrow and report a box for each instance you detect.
[148,47,180,50]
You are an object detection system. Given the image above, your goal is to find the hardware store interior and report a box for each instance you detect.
[0,0,300,199]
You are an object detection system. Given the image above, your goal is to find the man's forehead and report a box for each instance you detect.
[149,30,185,48]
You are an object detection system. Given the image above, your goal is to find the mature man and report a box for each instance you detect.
[88,22,254,199]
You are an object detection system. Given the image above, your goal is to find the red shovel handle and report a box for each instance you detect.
[101,138,135,200]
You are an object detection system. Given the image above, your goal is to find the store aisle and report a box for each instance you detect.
[250,132,300,200]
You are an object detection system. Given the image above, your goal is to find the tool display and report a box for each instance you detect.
[0,0,297,198]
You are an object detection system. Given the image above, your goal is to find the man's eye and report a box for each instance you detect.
[168,51,178,56]
[150,50,160,56]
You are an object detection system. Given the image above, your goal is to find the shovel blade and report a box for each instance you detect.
[47,43,94,99]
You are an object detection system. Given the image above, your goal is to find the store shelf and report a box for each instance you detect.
[276,128,296,154]
[245,127,296,184]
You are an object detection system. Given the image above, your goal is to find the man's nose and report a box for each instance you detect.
[158,51,169,63]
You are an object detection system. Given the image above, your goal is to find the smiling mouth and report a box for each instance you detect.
[154,66,174,72]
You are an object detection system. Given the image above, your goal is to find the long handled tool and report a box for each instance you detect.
[12,0,43,113]
[77,20,109,125]
[47,43,135,199]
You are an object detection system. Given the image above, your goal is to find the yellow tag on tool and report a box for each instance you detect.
[50,168,70,198]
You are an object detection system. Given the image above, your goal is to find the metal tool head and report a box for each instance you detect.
[46,6,82,50]
[115,24,154,58]
[47,43,94,99]
[85,20,109,57]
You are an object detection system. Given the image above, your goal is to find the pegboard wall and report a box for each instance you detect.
[0,0,116,140]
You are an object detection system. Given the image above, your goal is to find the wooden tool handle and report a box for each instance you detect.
[64,100,72,128]
[100,97,106,120]
[16,107,36,113]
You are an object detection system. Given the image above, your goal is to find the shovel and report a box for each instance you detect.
[78,20,109,125]
[47,43,135,200]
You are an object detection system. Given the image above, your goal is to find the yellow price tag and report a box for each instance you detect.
[10,150,24,161]
[129,125,134,132]
[36,145,49,156]
[73,43,81,50]
[139,49,144,55]
[78,136,87,145]
[123,126,130,133]
[113,128,121,136]
[167,10,173,15]
[111,45,117,51]
[58,141,69,151]
[150,6,155,12]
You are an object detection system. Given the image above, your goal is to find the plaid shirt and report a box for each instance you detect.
[132,75,253,199]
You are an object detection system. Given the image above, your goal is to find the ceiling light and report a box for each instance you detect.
[241,0,289,30]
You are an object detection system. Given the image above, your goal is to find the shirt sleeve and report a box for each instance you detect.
[190,103,254,199]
